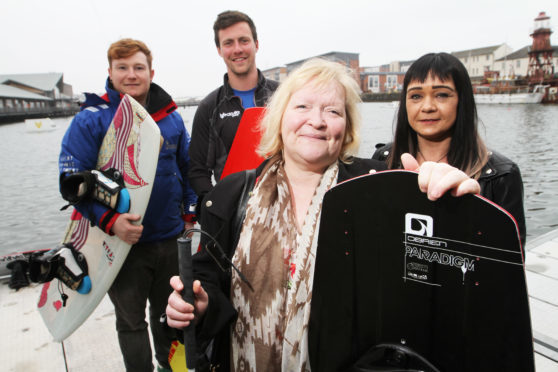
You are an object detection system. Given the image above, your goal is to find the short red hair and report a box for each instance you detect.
[107,38,152,69]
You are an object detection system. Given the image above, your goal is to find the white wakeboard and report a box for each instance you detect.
[38,94,161,341]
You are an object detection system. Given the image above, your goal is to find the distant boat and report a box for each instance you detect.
[474,84,545,104]
[25,118,56,132]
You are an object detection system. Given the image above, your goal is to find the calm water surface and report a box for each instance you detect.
[1,103,556,255]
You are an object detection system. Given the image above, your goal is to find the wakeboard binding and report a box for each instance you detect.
[28,244,92,295]
[6,260,30,290]
[349,343,441,372]
[60,168,130,213]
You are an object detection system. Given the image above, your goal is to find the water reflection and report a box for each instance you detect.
[477,104,557,239]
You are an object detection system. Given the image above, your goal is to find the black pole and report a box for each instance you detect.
[177,236,197,370]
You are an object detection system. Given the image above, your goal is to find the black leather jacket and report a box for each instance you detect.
[372,143,526,246]
[188,70,278,200]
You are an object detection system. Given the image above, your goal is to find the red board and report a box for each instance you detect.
[220,107,266,180]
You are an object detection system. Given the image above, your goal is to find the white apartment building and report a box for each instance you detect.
[452,44,514,79]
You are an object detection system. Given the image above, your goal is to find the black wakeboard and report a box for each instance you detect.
[309,170,533,372]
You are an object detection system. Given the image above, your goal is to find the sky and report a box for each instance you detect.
[1,0,557,98]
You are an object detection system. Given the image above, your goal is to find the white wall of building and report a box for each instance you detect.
[457,44,514,78]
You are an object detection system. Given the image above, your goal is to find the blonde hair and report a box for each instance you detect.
[257,58,361,162]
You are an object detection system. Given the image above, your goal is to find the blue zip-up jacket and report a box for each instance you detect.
[59,79,197,243]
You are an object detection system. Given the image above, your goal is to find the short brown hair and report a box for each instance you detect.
[107,38,152,69]
[213,10,257,47]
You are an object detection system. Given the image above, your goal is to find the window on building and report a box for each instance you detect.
[517,60,521,68]
[487,55,490,61]
[368,75,379,90]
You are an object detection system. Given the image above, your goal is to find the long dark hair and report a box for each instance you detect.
[388,52,487,178]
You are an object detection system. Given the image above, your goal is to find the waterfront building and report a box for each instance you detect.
[0,73,74,110]
[494,45,558,78]
[262,66,288,83]
[0,73,77,123]
[285,51,360,86]
[0,73,74,107]
[359,61,411,94]
[360,70,405,94]
[262,51,361,89]
[0,84,52,112]
[389,60,415,74]
[451,44,514,82]
[263,52,407,95]
[261,12,556,101]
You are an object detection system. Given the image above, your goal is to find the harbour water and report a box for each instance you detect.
[0,103,557,256]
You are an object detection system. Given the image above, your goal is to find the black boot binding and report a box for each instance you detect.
[6,260,30,290]
[349,343,441,372]
[28,244,92,295]
[60,168,130,213]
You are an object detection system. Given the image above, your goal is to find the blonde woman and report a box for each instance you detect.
[167,59,480,372]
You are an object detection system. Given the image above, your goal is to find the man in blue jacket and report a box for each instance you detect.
[59,38,196,372]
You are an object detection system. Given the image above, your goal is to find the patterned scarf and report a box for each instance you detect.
[230,156,338,372]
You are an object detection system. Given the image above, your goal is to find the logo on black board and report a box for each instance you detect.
[405,213,433,237]
[403,212,476,286]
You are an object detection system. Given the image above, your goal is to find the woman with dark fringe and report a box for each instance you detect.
[373,52,526,245]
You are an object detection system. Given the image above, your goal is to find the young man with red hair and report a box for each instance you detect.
[59,38,196,372]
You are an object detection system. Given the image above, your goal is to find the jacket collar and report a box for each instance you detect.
[479,150,516,180]
[80,78,177,122]
[222,69,266,99]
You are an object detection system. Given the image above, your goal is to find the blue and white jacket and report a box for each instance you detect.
[59,79,197,243]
